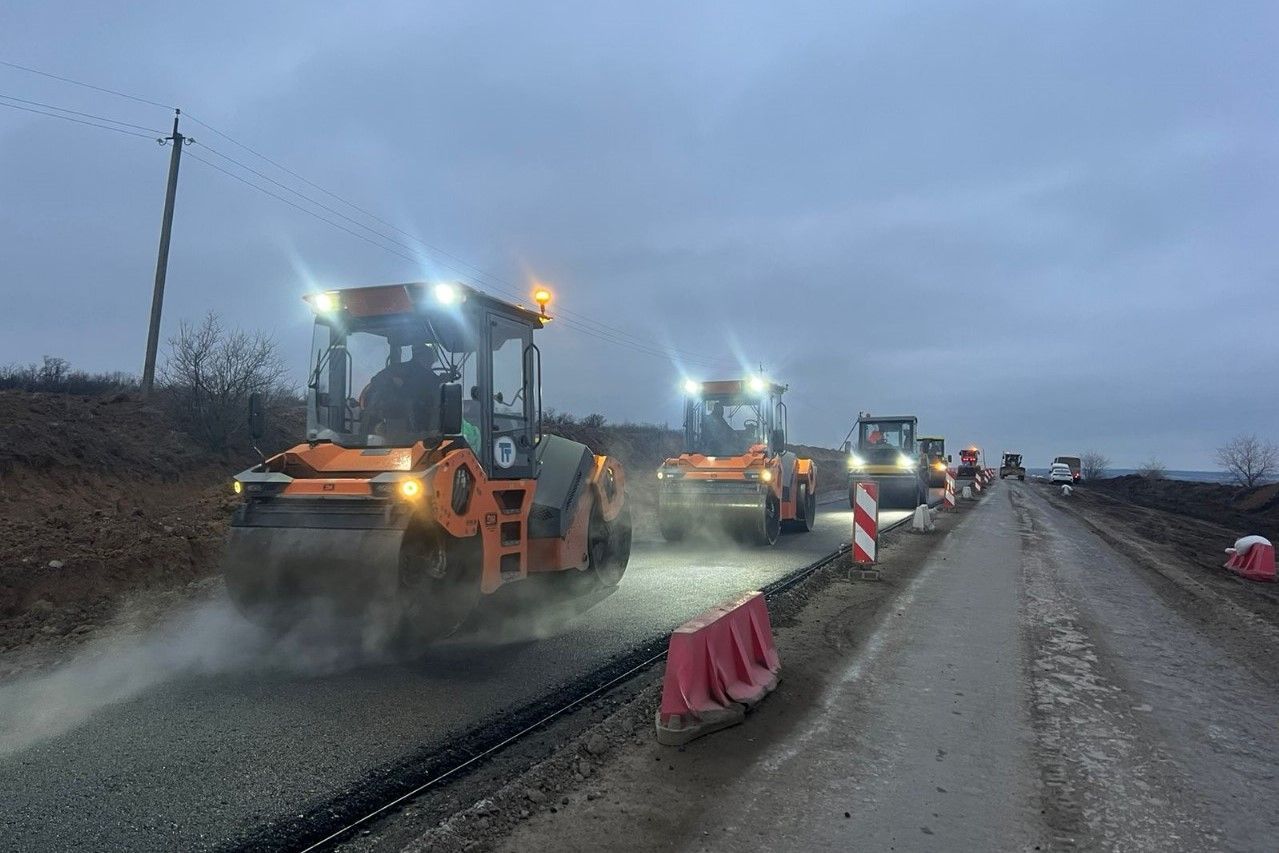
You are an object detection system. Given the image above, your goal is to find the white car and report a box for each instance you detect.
[1048,463,1074,484]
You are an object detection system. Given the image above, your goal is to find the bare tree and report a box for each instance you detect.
[1136,457,1167,480]
[1081,450,1110,480]
[1215,434,1278,488]
[159,313,289,451]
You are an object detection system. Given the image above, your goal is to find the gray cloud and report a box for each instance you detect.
[2,0,1276,468]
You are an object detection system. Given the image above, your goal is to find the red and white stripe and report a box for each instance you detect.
[852,481,879,564]
[973,476,983,493]
[943,473,957,510]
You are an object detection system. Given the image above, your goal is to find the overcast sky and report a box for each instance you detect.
[2,1,1276,469]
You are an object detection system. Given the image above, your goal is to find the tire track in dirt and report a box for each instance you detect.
[1011,488,1220,852]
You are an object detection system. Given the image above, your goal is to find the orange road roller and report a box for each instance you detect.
[223,282,631,643]
[656,377,817,546]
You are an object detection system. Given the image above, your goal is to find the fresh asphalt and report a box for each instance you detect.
[0,494,922,851]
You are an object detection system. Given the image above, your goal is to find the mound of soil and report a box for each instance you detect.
[0,391,252,653]
[1085,475,1279,540]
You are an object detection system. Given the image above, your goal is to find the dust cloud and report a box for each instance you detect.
[0,593,403,759]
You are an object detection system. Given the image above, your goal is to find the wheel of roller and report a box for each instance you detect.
[396,525,480,646]
[590,501,632,587]
[797,482,817,533]
[658,506,687,542]
[750,495,781,546]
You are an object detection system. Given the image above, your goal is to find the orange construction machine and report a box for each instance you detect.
[223,282,632,643]
[656,377,817,545]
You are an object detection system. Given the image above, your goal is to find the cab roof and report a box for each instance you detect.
[305,282,546,327]
[857,414,918,424]
[699,378,789,396]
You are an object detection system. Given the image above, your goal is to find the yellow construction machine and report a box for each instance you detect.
[919,435,950,487]
[1000,452,1026,480]
[845,414,929,509]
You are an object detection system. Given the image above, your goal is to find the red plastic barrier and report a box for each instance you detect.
[1225,537,1276,583]
[656,590,781,745]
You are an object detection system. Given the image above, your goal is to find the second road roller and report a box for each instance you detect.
[656,377,817,545]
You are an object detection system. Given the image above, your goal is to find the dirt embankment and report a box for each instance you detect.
[0,391,245,653]
[1084,475,1279,541]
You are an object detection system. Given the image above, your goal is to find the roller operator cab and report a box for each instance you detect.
[222,282,632,644]
[656,378,817,546]
[846,415,929,509]
[918,436,950,487]
[957,447,982,479]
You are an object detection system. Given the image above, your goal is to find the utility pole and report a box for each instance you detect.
[142,109,186,396]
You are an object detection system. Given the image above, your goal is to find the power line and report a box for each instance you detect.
[0,58,174,110]
[184,112,732,365]
[187,149,728,368]
[0,98,157,140]
[0,92,164,134]
[189,139,734,369]
[0,57,738,369]
[185,150,425,265]
[193,141,443,266]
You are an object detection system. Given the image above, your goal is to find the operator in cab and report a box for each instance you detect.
[361,342,444,438]
[701,401,736,455]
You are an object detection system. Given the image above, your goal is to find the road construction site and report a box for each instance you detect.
[4,469,1278,852]
[2,289,1274,853]
[0,489,933,852]
[481,480,1279,853]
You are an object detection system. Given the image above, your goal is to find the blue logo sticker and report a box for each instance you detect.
[494,436,517,468]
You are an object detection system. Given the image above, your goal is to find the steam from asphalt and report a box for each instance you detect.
[0,593,405,759]
[0,522,764,758]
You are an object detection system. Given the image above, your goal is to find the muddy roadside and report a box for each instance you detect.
[1082,475,1279,538]
[1029,480,1279,637]
[330,494,984,853]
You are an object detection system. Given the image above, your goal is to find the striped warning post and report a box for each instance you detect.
[852,481,879,565]
[943,473,957,510]
[973,475,983,493]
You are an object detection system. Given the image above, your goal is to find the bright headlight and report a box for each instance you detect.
[760,469,773,483]
[898,454,914,469]
[434,283,460,305]
[749,376,767,393]
[310,291,338,313]
[682,379,701,395]
[399,479,423,499]
[847,454,865,469]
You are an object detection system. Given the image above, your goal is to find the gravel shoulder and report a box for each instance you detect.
[365,495,977,852]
